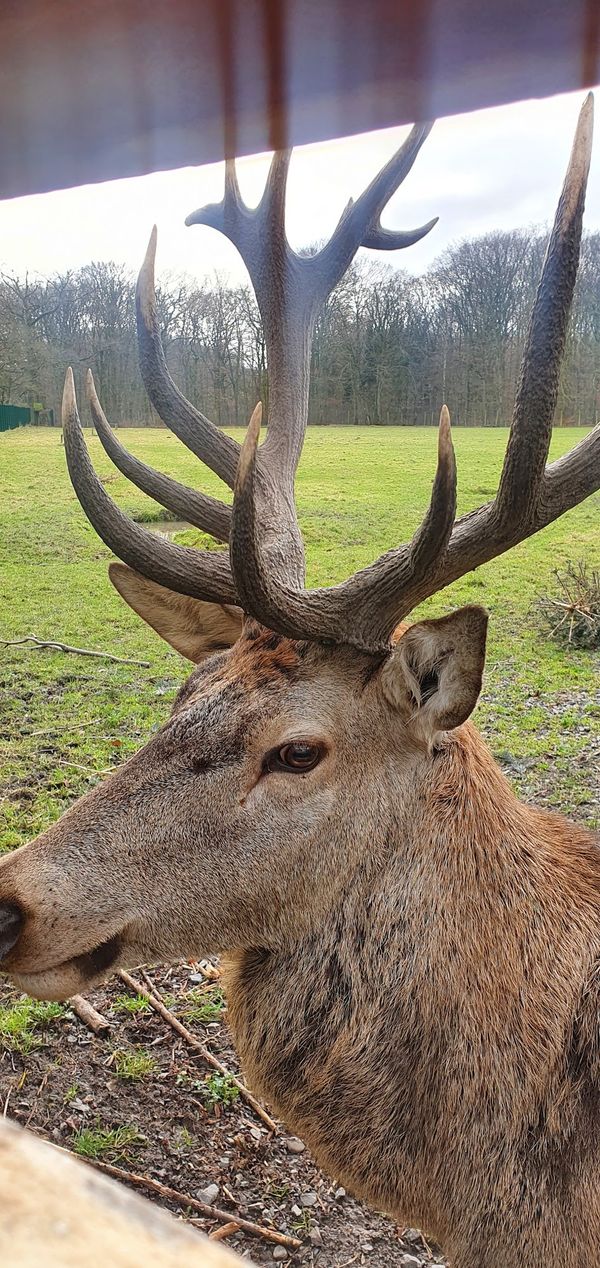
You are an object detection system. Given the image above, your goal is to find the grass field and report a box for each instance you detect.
[1,423,598,855]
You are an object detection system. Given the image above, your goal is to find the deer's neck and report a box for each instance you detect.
[224,724,600,1243]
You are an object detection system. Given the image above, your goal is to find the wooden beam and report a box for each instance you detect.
[0,0,598,200]
[0,1118,248,1268]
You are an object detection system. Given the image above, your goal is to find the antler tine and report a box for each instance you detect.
[186,152,293,276]
[136,228,241,489]
[62,369,236,605]
[258,150,292,247]
[230,406,457,651]
[315,122,438,296]
[495,92,594,527]
[86,371,231,544]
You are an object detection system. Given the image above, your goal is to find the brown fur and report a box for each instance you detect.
[0,598,599,1267]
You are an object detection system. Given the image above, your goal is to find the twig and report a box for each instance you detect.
[118,969,277,1133]
[69,994,112,1035]
[57,760,112,776]
[1,634,149,667]
[25,1073,50,1128]
[188,1214,299,1249]
[53,1147,300,1249]
[209,1221,242,1241]
[187,961,221,983]
[29,718,101,737]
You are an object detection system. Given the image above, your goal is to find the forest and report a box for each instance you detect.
[1,227,599,428]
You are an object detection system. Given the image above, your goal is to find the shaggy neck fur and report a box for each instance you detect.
[225,723,600,1268]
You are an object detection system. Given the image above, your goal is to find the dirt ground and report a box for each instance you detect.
[0,960,443,1267]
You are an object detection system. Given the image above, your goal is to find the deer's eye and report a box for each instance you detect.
[265,742,323,774]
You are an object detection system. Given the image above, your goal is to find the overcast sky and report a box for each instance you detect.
[0,87,598,285]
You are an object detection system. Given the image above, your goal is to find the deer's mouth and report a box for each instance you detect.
[11,933,122,1001]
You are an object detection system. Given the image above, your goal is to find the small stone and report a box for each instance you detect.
[286,1136,305,1154]
[70,1098,90,1115]
[218,1155,230,1168]
[309,1226,324,1247]
[334,1186,346,1200]
[197,1184,219,1205]
[291,1204,302,1217]
[188,973,204,984]
[249,1126,262,1141]
[399,1256,421,1268]
[300,1191,317,1208]
[362,1244,373,1253]
[272,1248,288,1261]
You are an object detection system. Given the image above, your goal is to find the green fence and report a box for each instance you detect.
[0,403,31,432]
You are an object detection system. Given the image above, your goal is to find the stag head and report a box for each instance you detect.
[0,99,597,1000]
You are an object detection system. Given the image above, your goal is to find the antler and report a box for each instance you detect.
[228,94,598,650]
[186,126,437,582]
[64,99,599,654]
[65,121,437,599]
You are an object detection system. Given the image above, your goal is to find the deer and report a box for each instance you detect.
[1,96,600,1268]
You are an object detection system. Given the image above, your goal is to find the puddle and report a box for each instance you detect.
[145,519,190,536]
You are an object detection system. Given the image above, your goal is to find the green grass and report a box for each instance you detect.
[181,987,224,1024]
[71,1122,143,1162]
[112,993,153,1016]
[112,1048,157,1081]
[0,996,65,1054]
[0,425,598,848]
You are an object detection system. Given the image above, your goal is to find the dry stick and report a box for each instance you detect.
[1,634,149,667]
[69,994,112,1035]
[119,969,277,1134]
[208,1222,242,1242]
[55,1150,301,1250]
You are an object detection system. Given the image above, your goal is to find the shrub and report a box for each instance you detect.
[537,561,600,649]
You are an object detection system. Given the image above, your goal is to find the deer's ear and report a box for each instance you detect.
[381,606,488,746]
[109,563,243,663]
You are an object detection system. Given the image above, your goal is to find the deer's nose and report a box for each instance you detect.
[0,903,23,962]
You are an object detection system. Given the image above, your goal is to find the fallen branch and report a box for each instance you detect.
[56,1149,300,1250]
[118,969,277,1134]
[69,994,112,1035]
[1,634,149,667]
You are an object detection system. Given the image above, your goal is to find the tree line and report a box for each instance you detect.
[1,226,599,427]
